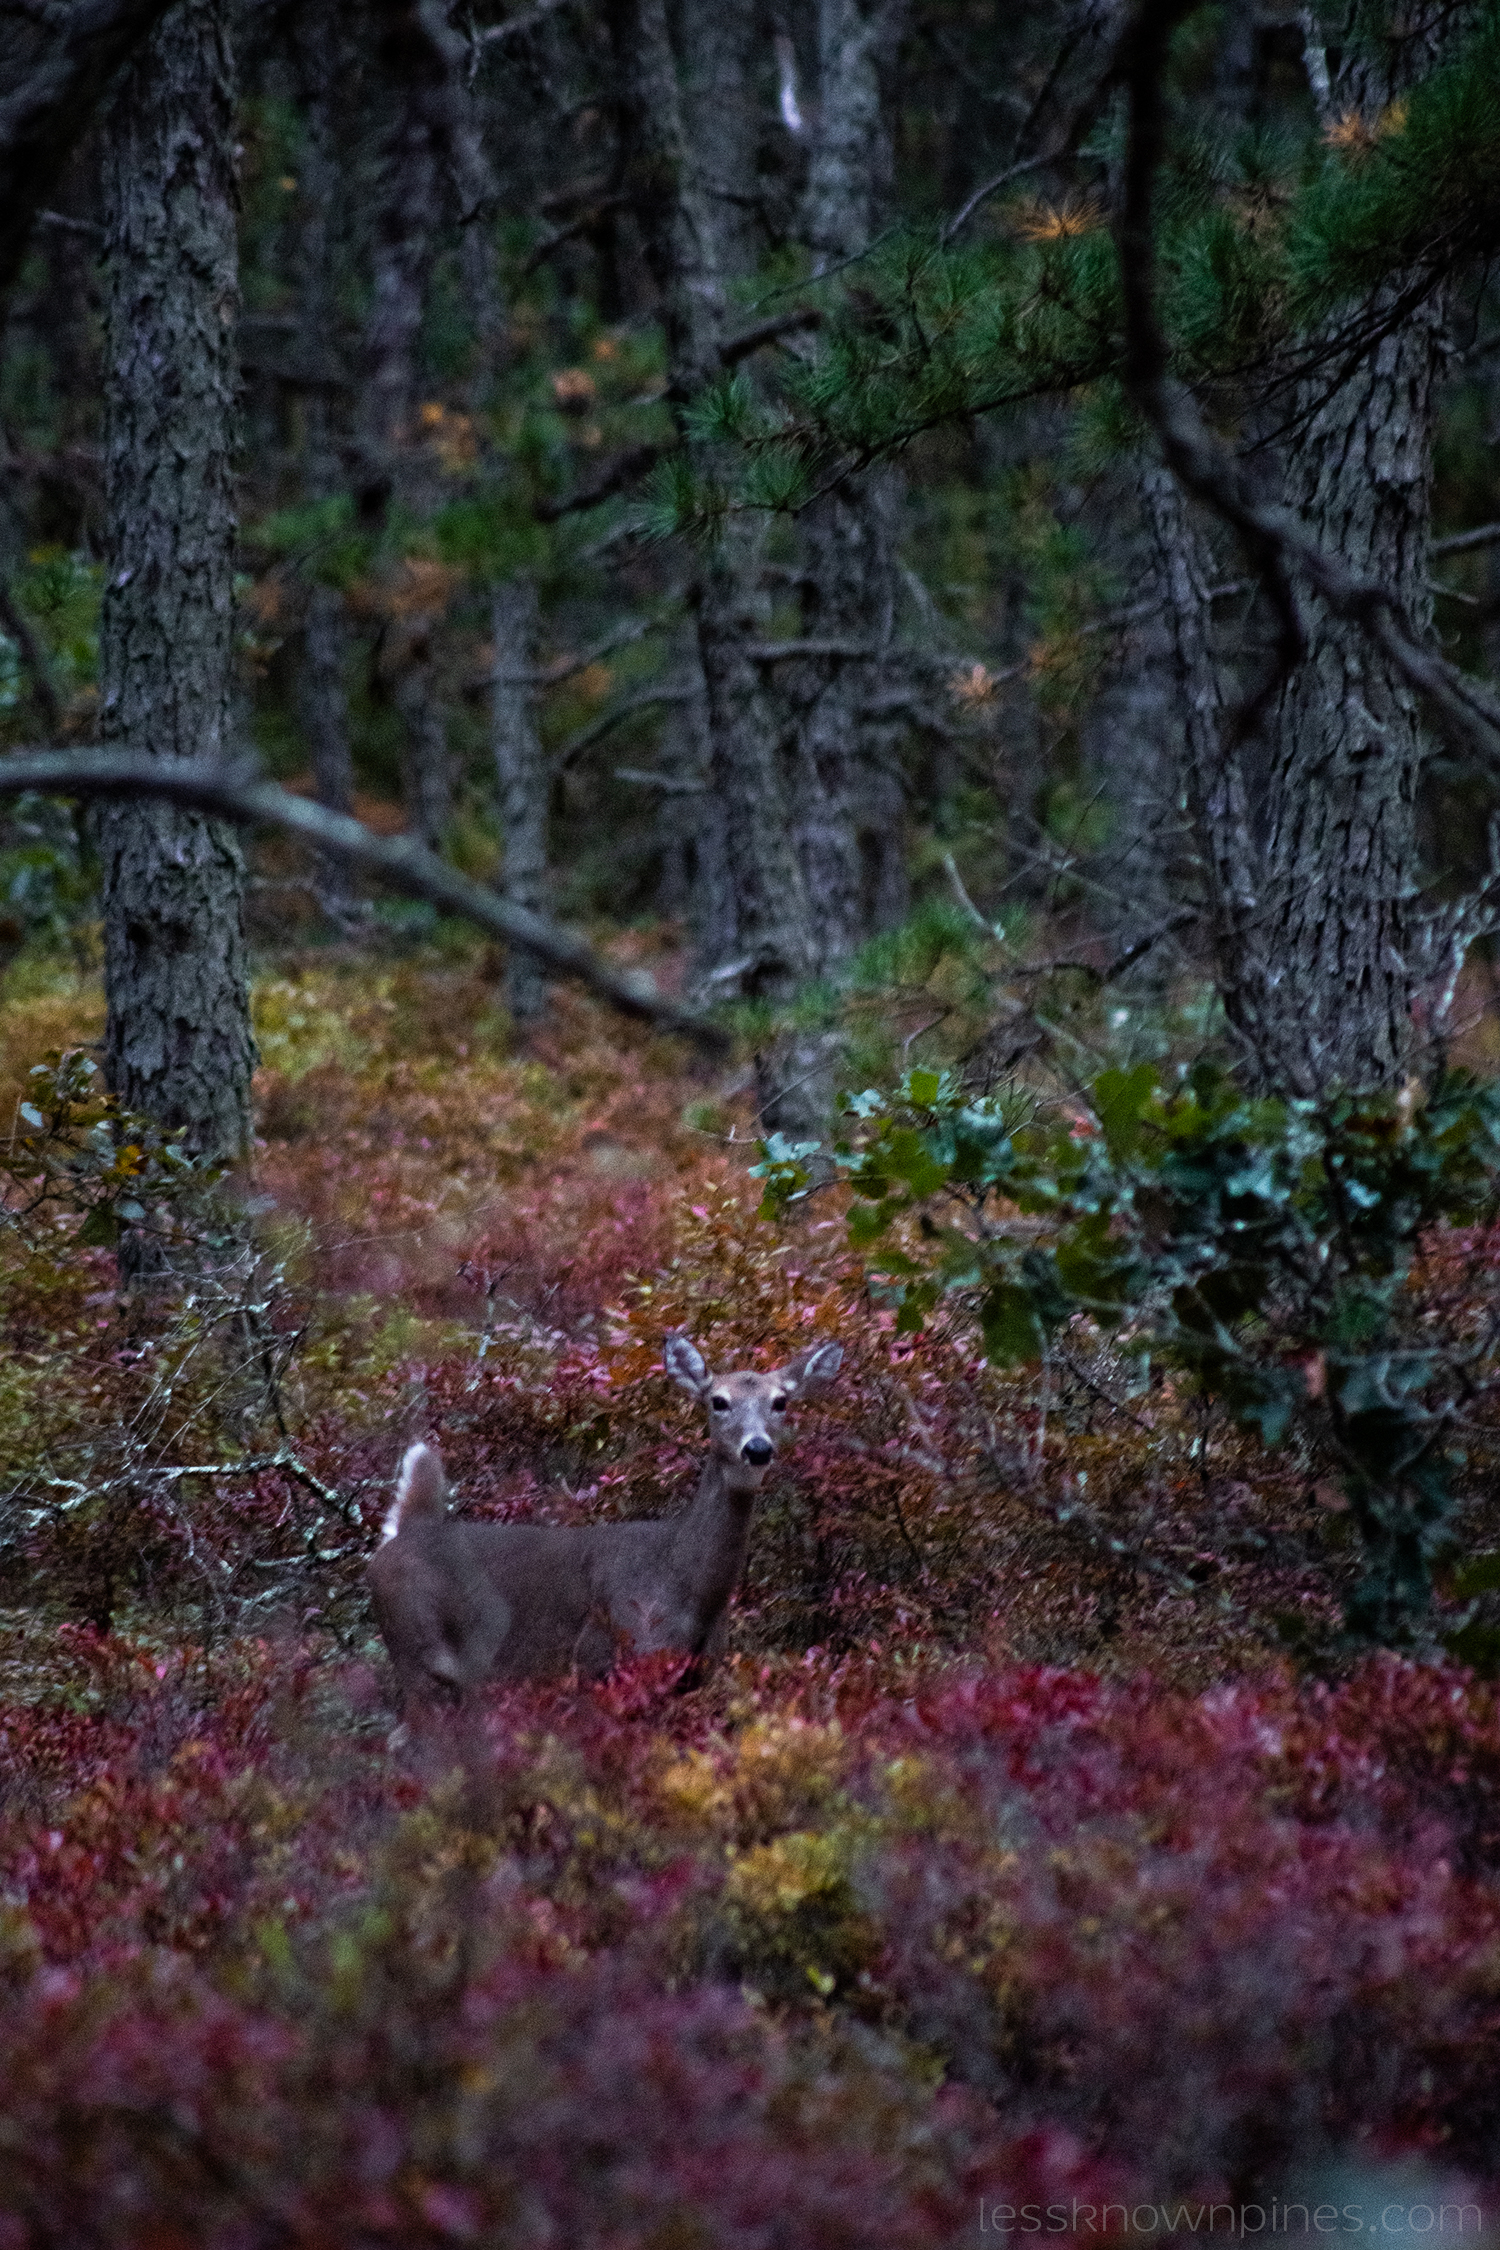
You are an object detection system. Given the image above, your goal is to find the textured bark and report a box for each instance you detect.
[301,586,356,815]
[1256,277,1448,1094]
[611,0,824,1117]
[1141,463,1260,1003]
[97,0,255,1197]
[695,529,818,1003]
[656,650,735,981]
[394,652,452,854]
[290,0,358,910]
[358,0,478,853]
[490,578,549,1022]
[680,0,763,282]
[801,0,905,267]
[785,0,910,974]
[1134,3,1469,1097]
[358,1,453,496]
[791,471,903,964]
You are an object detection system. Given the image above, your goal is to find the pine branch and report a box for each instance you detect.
[553,682,698,767]
[0,750,730,1052]
[719,308,823,366]
[941,0,1134,250]
[1117,0,1500,778]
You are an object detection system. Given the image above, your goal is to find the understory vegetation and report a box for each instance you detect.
[3,942,1500,2242]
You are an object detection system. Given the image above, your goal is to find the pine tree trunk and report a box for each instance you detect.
[611,0,826,1124]
[787,0,909,973]
[359,0,466,853]
[1141,463,1263,1020]
[290,0,358,915]
[656,651,734,982]
[1184,4,1462,1096]
[97,0,255,1235]
[301,584,356,816]
[1254,279,1448,1094]
[490,578,549,1022]
[695,531,819,1005]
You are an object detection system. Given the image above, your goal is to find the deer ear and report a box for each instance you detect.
[782,1339,843,1396]
[664,1333,711,1397]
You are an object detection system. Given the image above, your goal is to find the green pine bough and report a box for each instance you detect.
[757,1060,1500,1648]
[653,3,1500,538]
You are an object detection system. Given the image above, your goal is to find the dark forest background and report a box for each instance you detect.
[3,7,1500,2242]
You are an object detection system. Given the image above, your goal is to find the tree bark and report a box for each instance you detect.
[1146,3,1467,1097]
[97,0,255,1218]
[0,750,732,1052]
[1254,271,1449,1094]
[655,646,735,981]
[290,0,359,913]
[1141,462,1261,1016]
[358,0,476,854]
[610,0,825,1121]
[490,578,549,1022]
[780,0,910,1030]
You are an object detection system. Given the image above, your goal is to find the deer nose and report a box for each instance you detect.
[741,1439,774,1467]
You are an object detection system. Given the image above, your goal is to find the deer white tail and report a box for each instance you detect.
[381,1442,448,1543]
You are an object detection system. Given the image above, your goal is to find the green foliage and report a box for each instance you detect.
[0,797,91,949]
[0,1050,210,1250]
[637,453,728,545]
[1286,4,1500,321]
[761,1062,1500,1643]
[699,8,1500,504]
[252,496,374,591]
[433,490,546,579]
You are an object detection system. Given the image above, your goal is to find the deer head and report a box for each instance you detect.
[663,1332,844,1491]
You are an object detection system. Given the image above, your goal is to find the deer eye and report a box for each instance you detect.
[771,1395,788,1413]
[710,1394,731,1412]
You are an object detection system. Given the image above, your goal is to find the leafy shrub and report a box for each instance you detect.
[760,1064,1500,1643]
[0,1641,1498,2236]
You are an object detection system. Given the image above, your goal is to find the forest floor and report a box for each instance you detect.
[1,938,1499,2246]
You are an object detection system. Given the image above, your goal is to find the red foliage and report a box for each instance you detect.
[4,973,1500,2237]
[0,1643,1498,2238]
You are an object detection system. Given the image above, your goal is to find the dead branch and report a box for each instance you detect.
[0,749,730,1052]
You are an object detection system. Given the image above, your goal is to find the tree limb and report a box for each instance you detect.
[532,442,666,522]
[0,750,730,1052]
[941,1,1140,244]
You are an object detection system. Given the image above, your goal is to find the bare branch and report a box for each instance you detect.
[719,307,823,367]
[0,750,730,1052]
[532,442,666,522]
[941,2,1140,245]
[473,0,576,48]
[1433,522,1500,558]
[553,683,698,767]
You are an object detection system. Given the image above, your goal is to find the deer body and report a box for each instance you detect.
[369,1335,841,1703]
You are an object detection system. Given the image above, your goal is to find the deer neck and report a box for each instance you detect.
[667,1450,760,1624]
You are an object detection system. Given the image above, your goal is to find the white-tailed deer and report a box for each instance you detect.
[369,1333,843,1704]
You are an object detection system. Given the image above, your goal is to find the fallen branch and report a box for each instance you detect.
[0,749,730,1053]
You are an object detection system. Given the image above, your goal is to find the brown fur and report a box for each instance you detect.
[368,1334,842,1706]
